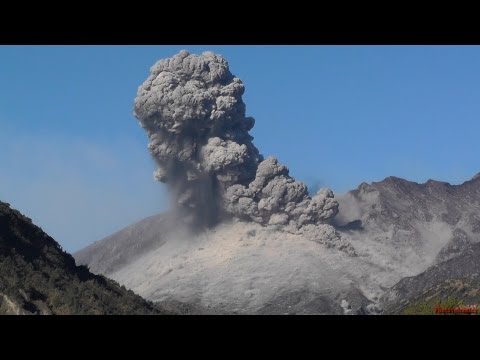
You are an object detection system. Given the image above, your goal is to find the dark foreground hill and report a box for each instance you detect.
[0,200,169,315]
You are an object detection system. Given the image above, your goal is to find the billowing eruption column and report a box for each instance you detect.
[134,50,339,230]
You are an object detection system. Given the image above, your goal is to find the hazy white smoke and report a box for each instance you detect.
[133,50,340,232]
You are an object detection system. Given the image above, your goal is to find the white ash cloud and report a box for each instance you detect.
[133,50,341,235]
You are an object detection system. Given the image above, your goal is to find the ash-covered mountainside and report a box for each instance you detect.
[75,172,480,314]
[74,212,178,275]
[381,240,480,314]
[0,200,168,315]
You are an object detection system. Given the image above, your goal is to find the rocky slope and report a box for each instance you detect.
[337,175,480,279]
[336,174,480,314]
[338,172,480,237]
[381,241,480,314]
[0,200,169,315]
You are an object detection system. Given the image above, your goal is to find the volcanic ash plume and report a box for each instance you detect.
[133,50,352,253]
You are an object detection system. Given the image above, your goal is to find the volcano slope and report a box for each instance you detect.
[75,174,480,314]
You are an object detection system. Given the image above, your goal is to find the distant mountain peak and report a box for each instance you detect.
[471,172,480,181]
[425,178,450,187]
[370,175,455,188]
[374,176,419,187]
[384,176,404,182]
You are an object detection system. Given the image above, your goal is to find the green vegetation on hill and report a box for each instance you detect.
[403,297,466,315]
[0,201,168,315]
[394,279,480,315]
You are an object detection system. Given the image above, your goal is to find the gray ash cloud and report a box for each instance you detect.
[133,50,339,229]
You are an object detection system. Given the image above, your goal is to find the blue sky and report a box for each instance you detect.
[1,45,480,252]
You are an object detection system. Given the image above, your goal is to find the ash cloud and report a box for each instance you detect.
[133,50,341,236]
